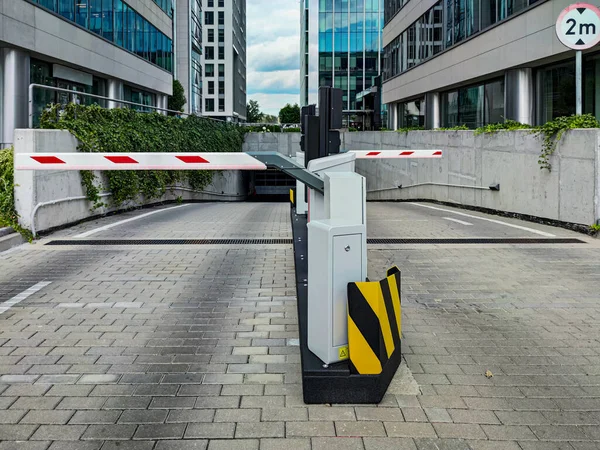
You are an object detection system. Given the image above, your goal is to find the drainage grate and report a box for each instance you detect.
[366,238,586,245]
[46,239,294,246]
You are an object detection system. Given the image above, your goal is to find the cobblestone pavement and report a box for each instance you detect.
[0,202,599,449]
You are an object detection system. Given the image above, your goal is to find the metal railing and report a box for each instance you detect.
[28,84,226,128]
[368,182,501,193]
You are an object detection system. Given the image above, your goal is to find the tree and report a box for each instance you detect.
[279,103,301,124]
[262,114,278,124]
[168,80,186,115]
[246,100,263,123]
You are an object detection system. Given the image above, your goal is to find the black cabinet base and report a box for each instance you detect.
[291,207,402,404]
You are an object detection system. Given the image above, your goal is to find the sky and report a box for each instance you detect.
[246,0,301,117]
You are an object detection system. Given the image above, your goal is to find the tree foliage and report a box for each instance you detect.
[40,103,245,208]
[278,103,301,124]
[247,100,263,123]
[168,80,187,115]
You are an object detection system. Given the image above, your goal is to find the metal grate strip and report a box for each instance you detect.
[45,238,586,246]
[46,239,294,246]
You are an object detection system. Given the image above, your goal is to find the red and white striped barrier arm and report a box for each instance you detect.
[349,150,442,159]
[14,153,267,171]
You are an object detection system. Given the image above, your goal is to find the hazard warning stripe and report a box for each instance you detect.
[347,266,402,375]
[15,153,268,171]
[350,150,442,159]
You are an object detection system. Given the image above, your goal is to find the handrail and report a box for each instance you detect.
[368,182,500,193]
[27,84,226,128]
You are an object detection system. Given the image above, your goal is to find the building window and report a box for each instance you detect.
[538,61,576,124]
[124,85,156,112]
[441,79,504,128]
[218,29,225,43]
[208,81,215,95]
[208,29,214,42]
[205,64,214,77]
[218,0,224,6]
[205,11,214,25]
[218,64,225,77]
[219,80,225,95]
[191,50,202,114]
[384,0,540,81]
[33,0,172,72]
[207,0,214,6]
[219,98,225,112]
[218,11,224,25]
[205,46,214,60]
[205,98,215,112]
[398,98,425,128]
[218,46,225,60]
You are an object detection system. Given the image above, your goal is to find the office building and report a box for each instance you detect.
[201,0,246,122]
[1,0,174,148]
[382,0,600,130]
[176,0,203,115]
[300,0,384,111]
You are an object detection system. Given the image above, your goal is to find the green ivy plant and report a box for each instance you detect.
[40,103,245,209]
[590,224,600,233]
[0,147,33,240]
[474,120,532,135]
[534,114,599,171]
[434,125,469,131]
[397,126,424,133]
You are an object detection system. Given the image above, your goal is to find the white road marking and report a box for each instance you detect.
[0,281,52,315]
[74,204,191,238]
[410,203,556,237]
[443,217,473,226]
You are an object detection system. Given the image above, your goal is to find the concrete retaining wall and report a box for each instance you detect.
[348,130,600,226]
[243,132,301,157]
[14,129,249,234]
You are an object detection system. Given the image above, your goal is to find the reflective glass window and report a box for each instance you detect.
[59,0,75,20]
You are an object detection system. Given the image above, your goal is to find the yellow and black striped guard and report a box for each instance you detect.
[289,188,295,205]
[347,266,401,375]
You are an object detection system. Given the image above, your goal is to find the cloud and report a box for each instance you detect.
[247,70,299,95]
[246,0,301,116]
[248,36,300,72]
[249,93,301,117]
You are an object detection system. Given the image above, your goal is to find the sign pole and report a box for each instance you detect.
[576,50,583,115]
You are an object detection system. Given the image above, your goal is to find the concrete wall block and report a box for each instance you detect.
[557,129,598,159]
[559,158,596,225]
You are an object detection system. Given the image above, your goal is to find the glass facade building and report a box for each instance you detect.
[301,0,383,110]
[30,0,173,72]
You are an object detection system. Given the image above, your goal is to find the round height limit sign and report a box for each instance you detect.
[556,3,600,50]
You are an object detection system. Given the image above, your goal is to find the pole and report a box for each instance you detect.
[576,50,583,115]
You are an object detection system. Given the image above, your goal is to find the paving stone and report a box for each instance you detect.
[184,423,235,439]
[166,409,214,423]
[235,421,284,438]
[133,423,186,439]
[149,397,196,409]
[447,409,500,425]
[413,438,472,450]
[530,424,590,441]
[20,410,74,424]
[309,406,356,421]
[466,442,522,450]
[69,410,121,424]
[103,397,151,409]
[77,374,119,384]
[30,425,87,441]
[202,374,243,384]
[286,421,336,437]
[336,421,386,437]
[3,385,51,397]
[213,408,261,422]
[45,385,93,397]
[259,438,311,450]
[384,422,437,438]
[56,397,106,410]
[0,443,53,450]
[80,424,136,440]
[432,423,486,439]
[100,443,155,450]
[0,424,38,440]
[220,385,264,396]
[118,409,167,424]
[154,441,208,450]
[262,407,308,422]
[206,440,259,450]
[312,437,365,450]
[355,407,404,422]
[363,437,417,450]
[482,425,538,440]
[195,396,240,409]
[401,408,428,422]
[0,410,26,424]
[423,408,452,423]
[10,397,61,410]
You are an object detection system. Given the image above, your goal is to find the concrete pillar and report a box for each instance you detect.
[505,68,534,125]
[158,94,169,115]
[2,49,30,145]
[107,79,123,109]
[425,92,440,130]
